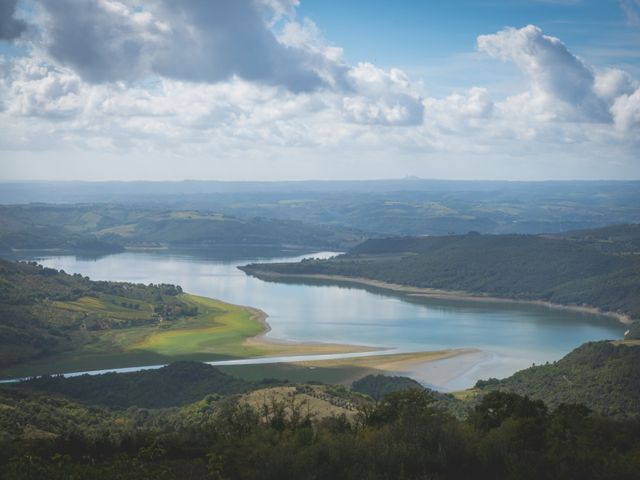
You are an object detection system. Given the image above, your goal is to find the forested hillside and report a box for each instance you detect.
[477,341,640,416]
[241,224,640,320]
[1,362,639,479]
[11,362,260,409]
[0,260,193,368]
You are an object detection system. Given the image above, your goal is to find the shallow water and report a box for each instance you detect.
[32,248,626,388]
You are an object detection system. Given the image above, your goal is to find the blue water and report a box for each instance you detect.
[34,249,626,383]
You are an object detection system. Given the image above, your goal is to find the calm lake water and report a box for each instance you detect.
[33,248,626,387]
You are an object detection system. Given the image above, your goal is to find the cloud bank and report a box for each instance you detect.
[0,1,638,180]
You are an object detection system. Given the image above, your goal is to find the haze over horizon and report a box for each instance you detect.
[1,0,639,181]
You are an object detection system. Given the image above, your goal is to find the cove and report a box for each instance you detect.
[32,248,626,389]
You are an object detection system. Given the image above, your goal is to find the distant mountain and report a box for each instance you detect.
[1,180,639,236]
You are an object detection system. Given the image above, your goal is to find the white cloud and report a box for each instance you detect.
[28,0,422,128]
[475,24,640,139]
[477,25,608,122]
[424,87,493,131]
[0,6,638,181]
[594,68,638,101]
[342,63,424,125]
[611,88,640,131]
[3,56,83,118]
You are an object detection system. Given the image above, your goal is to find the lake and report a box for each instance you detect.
[34,248,626,389]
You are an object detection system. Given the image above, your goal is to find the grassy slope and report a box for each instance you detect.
[131,294,267,357]
[1,260,374,379]
[0,294,271,378]
[0,260,196,370]
[2,292,375,379]
[53,295,155,321]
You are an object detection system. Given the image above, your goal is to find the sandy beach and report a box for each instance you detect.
[291,348,490,390]
[237,304,493,390]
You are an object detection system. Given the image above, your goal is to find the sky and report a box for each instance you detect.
[0,0,639,181]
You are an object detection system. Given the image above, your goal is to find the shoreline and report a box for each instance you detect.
[294,348,485,389]
[0,348,479,386]
[240,304,380,355]
[244,271,635,326]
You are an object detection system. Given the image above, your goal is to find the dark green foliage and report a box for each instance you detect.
[476,341,640,416]
[243,224,640,319]
[352,374,469,418]
[351,374,424,401]
[0,259,191,368]
[16,362,256,409]
[2,384,640,480]
[470,391,547,431]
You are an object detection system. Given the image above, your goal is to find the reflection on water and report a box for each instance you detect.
[32,248,626,385]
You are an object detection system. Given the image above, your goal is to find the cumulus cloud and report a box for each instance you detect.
[36,0,328,91]
[0,0,26,40]
[0,6,638,181]
[4,56,83,118]
[31,0,425,125]
[38,0,163,83]
[477,25,608,121]
[594,68,638,102]
[476,24,640,134]
[278,18,351,90]
[342,63,424,125]
[611,88,640,131]
[148,0,326,91]
[424,87,493,128]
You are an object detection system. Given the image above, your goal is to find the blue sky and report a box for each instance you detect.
[0,0,638,181]
[298,1,636,59]
[297,1,640,90]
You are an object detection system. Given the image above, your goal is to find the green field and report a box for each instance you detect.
[1,293,372,379]
[1,294,275,378]
[0,258,372,379]
[131,294,268,357]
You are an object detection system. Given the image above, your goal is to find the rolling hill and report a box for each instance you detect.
[241,224,640,321]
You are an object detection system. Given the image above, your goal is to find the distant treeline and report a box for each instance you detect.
[241,224,640,321]
[2,179,640,236]
[0,204,365,255]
